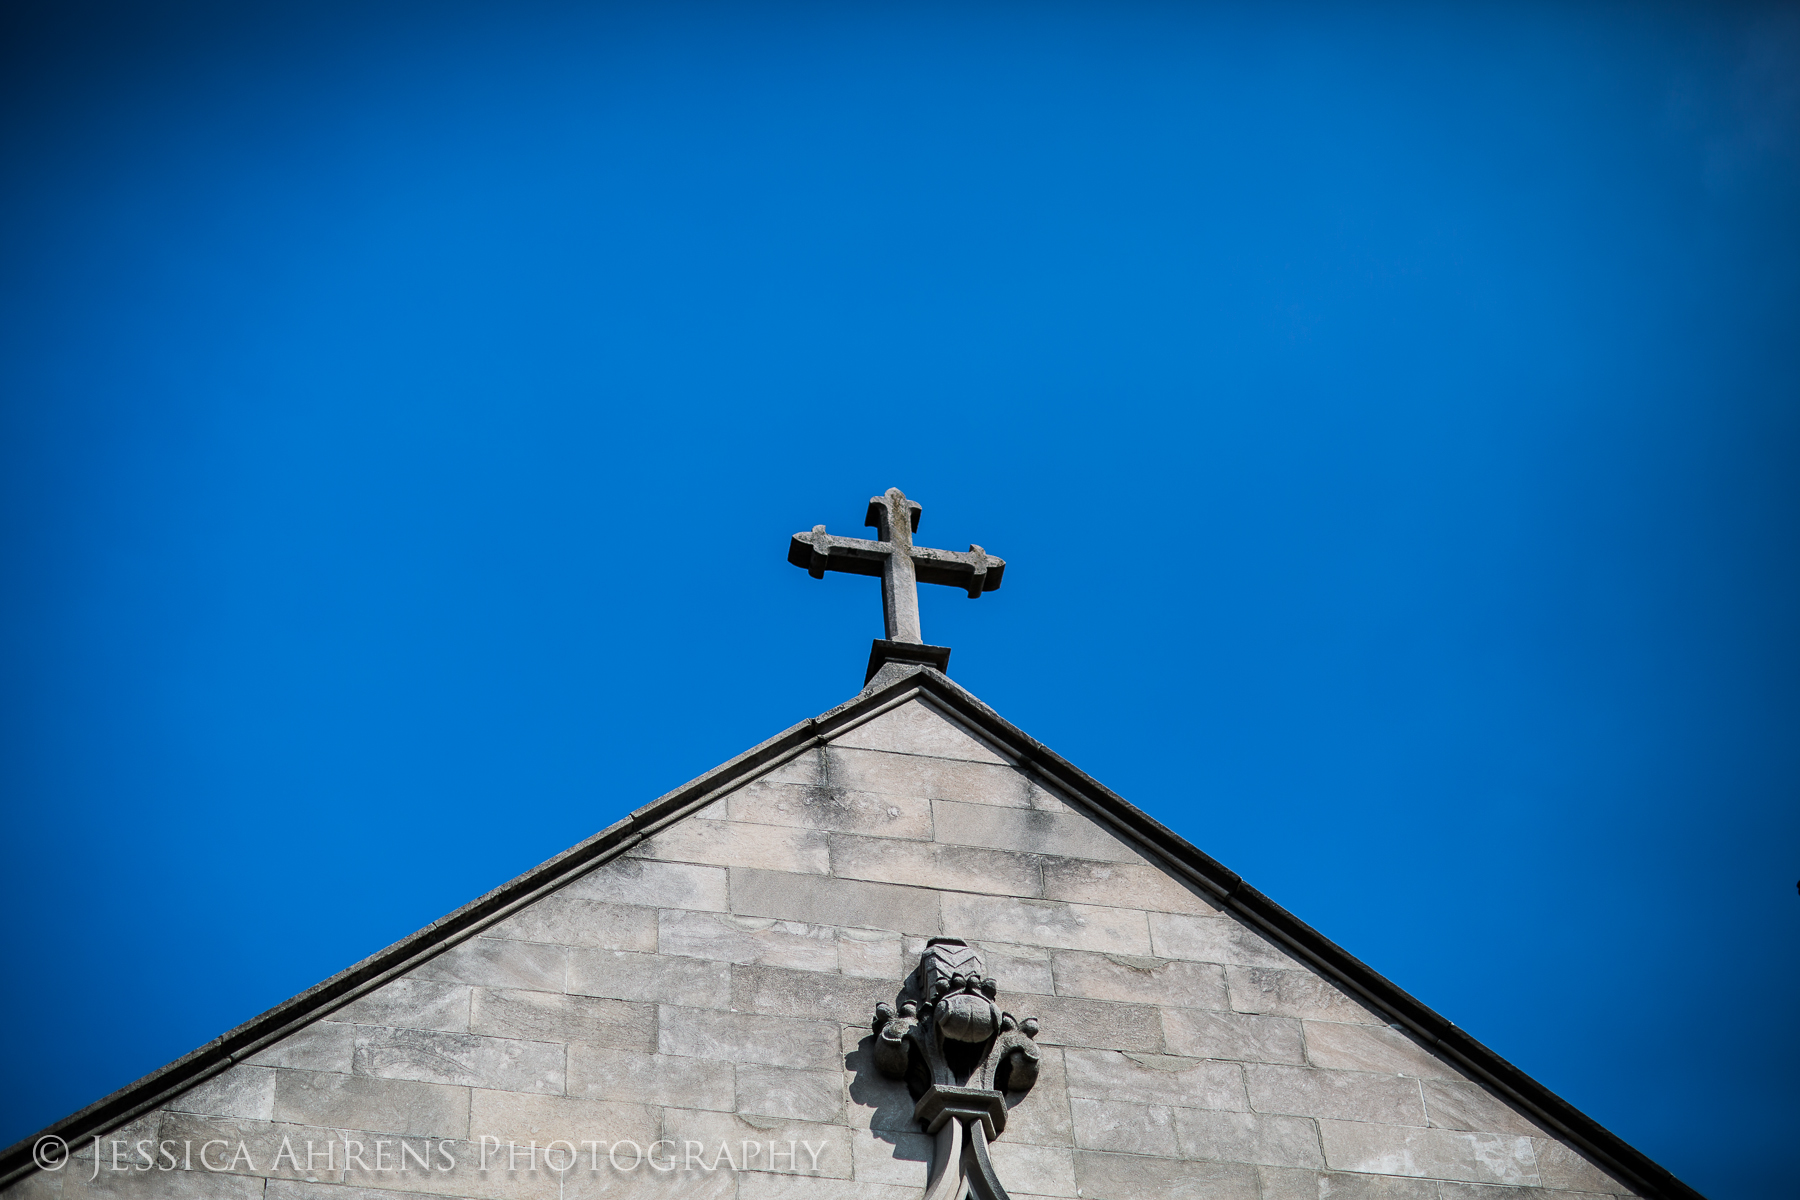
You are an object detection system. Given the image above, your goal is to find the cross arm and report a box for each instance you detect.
[911,544,1006,597]
[788,527,890,579]
[788,526,1005,598]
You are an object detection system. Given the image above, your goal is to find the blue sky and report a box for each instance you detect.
[2,2,1795,1193]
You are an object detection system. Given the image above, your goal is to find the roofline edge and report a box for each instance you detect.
[0,668,933,1189]
[908,670,1703,1200]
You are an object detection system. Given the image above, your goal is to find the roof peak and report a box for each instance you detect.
[0,665,1700,1200]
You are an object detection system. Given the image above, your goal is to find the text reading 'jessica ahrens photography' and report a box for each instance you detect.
[35,1132,832,1183]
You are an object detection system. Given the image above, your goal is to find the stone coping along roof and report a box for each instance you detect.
[0,665,1703,1198]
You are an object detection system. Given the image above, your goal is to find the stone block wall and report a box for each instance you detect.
[6,697,1640,1200]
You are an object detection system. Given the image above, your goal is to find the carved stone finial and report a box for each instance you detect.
[869,938,1040,1199]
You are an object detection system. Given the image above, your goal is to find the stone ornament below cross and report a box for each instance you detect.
[871,938,1041,1200]
[788,488,1004,680]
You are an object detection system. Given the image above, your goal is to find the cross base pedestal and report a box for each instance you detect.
[866,639,952,684]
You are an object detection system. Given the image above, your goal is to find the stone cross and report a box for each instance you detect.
[788,488,1005,645]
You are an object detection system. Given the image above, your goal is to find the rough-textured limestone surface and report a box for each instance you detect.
[8,698,1640,1200]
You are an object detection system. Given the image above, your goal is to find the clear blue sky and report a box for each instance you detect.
[2,2,1795,1194]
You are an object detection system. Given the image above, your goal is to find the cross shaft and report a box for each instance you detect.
[788,488,1004,645]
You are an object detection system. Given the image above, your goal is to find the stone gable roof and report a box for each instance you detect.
[0,667,1701,1198]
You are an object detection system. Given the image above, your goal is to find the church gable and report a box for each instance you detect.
[6,679,1654,1200]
